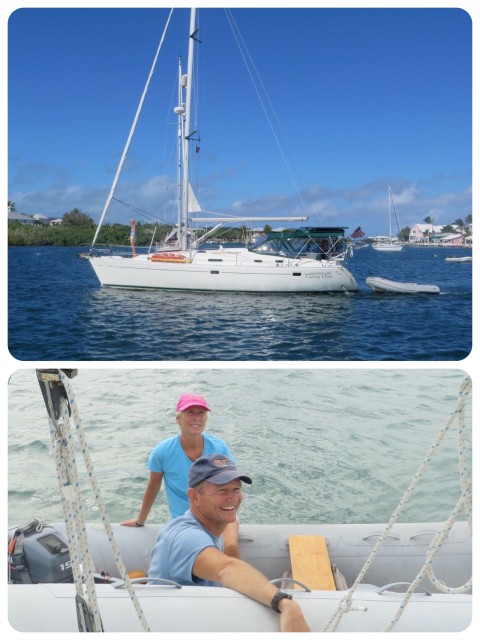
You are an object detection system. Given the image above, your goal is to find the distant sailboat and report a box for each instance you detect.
[372,186,404,252]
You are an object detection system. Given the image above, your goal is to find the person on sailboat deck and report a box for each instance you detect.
[149,454,310,632]
[320,239,330,258]
[129,218,137,256]
[121,393,240,557]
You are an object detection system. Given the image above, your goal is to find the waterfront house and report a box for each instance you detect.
[7,210,36,225]
[409,223,444,243]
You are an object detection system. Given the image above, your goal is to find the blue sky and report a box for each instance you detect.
[7,2,474,237]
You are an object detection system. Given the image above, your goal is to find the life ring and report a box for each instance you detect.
[149,253,191,263]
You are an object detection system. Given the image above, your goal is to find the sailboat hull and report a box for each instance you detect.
[89,251,358,293]
[372,243,403,252]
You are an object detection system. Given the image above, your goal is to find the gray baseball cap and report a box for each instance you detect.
[188,454,253,488]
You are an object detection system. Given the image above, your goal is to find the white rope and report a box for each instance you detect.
[384,480,472,631]
[60,372,151,632]
[322,376,472,632]
[47,387,104,631]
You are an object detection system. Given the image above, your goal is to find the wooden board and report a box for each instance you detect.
[289,535,336,590]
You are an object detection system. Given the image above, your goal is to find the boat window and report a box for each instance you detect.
[248,228,348,261]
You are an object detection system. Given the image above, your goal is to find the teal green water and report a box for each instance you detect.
[8,368,471,527]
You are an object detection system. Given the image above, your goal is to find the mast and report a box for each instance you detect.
[389,185,403,242]
[180,8,198,251]
[173,57,186,246]
[388,185,393,239]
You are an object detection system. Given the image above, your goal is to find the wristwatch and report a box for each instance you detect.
[270,590,293,613]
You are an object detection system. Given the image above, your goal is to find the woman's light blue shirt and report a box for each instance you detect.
[148,434,234,517]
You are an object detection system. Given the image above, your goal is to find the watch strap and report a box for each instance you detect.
[270,590,293,613]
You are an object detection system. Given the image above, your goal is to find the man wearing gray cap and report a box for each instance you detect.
[149,454,310,632]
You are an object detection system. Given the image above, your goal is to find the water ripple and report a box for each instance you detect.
[8,245,471,360]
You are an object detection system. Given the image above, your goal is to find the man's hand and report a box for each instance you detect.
[278,598,311,632]
[194,548,311,632]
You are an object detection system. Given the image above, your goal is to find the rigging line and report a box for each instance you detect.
[91,8,175,248]
[389,187,403,237]
[42,377,104,632]
[111,197,173,226]
[60,370,150,631]
[224,9,311,215]
[322,376,472,633]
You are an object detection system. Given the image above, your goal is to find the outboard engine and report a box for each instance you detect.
[8,520,73,584]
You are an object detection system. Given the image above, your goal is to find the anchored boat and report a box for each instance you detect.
[371,186,405,252]
[87,9,358,294]
[89,226,358,293]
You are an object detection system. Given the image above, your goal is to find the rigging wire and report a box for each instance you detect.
[111,197,173,226]
[224,9,312,217]
[91,8,175,248]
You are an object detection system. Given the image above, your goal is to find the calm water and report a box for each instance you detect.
[8,368,471,527]
[8,245,472,361]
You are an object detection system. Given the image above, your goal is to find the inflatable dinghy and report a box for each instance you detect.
[366,277,440,294]
[9,371,469,632]
[8,520,471,632]
[445,256,472,263]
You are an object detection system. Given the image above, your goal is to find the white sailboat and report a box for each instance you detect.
[372,186,404,252]
[87,9,358,294]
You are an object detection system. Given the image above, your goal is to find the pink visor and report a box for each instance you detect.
[176,393,211,412]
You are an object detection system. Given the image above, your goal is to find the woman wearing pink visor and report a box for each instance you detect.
[121,393,239,557]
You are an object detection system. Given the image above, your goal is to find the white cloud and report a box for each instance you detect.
[9,177,472,233]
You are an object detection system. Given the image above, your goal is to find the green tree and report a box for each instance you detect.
[8,200,16,211]
[63,208,95,226]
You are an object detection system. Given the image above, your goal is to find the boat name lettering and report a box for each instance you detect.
[305,273,333,279]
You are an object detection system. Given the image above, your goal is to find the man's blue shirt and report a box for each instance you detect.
[149,509,223,586]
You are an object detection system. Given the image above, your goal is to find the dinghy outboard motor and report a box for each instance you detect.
[8,519,73,584]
